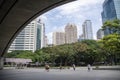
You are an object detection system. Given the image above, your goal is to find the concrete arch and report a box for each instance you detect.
[0,0,75,57]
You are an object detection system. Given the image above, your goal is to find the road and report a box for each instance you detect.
[0,68,120,80]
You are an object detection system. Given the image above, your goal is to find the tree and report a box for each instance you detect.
[34,50,45,63]
[81,40,102,65]
[72,42,88,65]
[54,44,74,66]
[5,50,35,61]
[5,51,19,58]
[100,33,120,65]
[61,44,74,66]
[102,19,120,34]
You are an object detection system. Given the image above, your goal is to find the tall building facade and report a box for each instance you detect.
[65,23,77,43]
[79,34,84,41]
[9,19,47,52]
[53,32,65,46]
[82,20,93,39]
[36,19,46,49]
[36,20,41,50]
[44,36,48,47]
[101,0,120,35]
[97,29,104,40]
[9,20,37,52]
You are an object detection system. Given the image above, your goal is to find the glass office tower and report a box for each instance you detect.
[82,20,93,40]
[36,19,46,49]
[101,0,120,35]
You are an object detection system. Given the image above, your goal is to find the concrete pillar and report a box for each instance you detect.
[0,57,4,70]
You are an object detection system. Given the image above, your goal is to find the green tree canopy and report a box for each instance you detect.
[100,33,120,65]
[102,19,120,34]
[5,50,36,61]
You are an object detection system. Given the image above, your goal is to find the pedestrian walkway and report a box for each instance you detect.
[0,68,120,80]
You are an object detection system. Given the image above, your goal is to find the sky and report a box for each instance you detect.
[39,0,105,44]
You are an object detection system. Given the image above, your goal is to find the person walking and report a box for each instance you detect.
[59,65,62,70]
[45,64,50,72]
[87,64,91,71]
[72,64,76,71]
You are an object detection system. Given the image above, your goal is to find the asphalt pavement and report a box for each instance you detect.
[0,68,120,80]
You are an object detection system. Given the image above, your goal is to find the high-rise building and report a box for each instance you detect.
[53,32,65,46]
[79,34,84,41]
[101,0,120,35]
[8,20,37,52]
[65,23,77,43]
[82,20,93,39]
[8,19,47,52]
[97,29,104,40]
[41,23,46,48]
[44,35,48,47]
[36,20,41,50]
[36,19,46,49]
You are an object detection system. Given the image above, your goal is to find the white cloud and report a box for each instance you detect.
[57,0,104,16]
[55,15,63,19]
[50,25,65,32]
[55,26,65,32]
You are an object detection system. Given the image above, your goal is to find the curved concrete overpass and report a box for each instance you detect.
[0,0,75,57]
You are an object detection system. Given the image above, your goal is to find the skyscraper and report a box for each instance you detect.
[65,23,77,43]
[44,35,48,47]
[97,29,104,40]
[8,20,37,52]
[101,0,120,35]
[36,20,41,50]
[8,19,47,52]
[36,19,46,49]
[79,34,84,41]
[82,20,93,40]
[53,32,65,46]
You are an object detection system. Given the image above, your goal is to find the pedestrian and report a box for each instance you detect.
[87,64,91,71]
[59,65,62,70]
[72,64,76,71]
[45,64,50,72]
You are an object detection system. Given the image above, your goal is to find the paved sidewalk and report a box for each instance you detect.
[0,68,120,80]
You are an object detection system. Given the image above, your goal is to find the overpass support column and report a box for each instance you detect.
[0,57,4,70]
